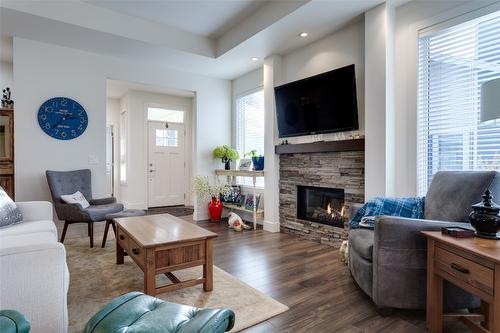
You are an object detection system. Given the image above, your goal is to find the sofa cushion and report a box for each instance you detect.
[0,187,23,229]
[84,292,235,333]
[0,220,57,238]
[348,229,374,261]
[425,171,499,222]
[0,231,57,249]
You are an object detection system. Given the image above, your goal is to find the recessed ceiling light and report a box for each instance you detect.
[299,32,308,37]
[251,57,259,61]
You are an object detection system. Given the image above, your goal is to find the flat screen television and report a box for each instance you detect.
[274,64,359,138]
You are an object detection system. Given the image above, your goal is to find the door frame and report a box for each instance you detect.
[106,121,120,199]
[143,102,192,207]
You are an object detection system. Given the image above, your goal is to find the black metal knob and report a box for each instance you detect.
[119,235,125,240]
[132,248,140,255]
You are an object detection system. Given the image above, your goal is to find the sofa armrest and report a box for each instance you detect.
[0,243,68,333]
[16,201,53,222]
[375,216,471,250]
[372,216,473,309]
[0,310,31,333]
[89,197,116,206]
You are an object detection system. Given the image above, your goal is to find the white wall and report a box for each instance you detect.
[14,38,231,205]
[0,61,13,90]
[106,97,120,198]
[280,20,365,144]
[119,90,194,209]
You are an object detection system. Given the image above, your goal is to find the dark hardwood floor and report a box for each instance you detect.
[58,216,472,333]
[193,220,472,333]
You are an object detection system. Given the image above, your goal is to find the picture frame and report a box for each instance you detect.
[245,193,261,210]
[235,193,246,207]
[238,158,252,170]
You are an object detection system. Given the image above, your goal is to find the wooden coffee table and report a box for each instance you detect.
[115,214,217,296]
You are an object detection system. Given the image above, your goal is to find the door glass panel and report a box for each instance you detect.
[148,108,184,123]
[155,129,178,147]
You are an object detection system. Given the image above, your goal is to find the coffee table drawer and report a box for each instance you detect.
[435,246,493,295]
[128,237,145,268]
[117,227,129,250]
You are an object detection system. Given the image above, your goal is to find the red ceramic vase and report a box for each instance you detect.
[208,197,223,222]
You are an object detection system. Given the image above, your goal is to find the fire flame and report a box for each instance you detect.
[326,203,332,215]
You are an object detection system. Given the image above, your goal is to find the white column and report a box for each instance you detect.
[364,3,396,200]
[263,55,282,232]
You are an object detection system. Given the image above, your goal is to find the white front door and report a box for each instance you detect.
[148,121,185,207]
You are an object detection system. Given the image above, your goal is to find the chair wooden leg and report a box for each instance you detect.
[111,221,117,236]
[60,221,69,243]
[101,221,110,248]
[89,222,94,248]
[88,222,91,236]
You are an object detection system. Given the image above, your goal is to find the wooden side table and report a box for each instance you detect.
[422,231,500,333]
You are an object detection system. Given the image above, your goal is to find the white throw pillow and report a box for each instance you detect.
[60,191,90,209]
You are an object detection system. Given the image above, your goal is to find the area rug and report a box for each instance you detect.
[65,236,288,332]
[146,205,194,217]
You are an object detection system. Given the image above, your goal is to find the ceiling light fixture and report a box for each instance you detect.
[251,57,259,61]
[299,32,308,37]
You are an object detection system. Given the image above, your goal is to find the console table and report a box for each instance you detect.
[215,169,264,230]
[422,231,500,333]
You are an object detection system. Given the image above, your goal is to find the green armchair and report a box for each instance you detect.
[0,310,30,333]
[84,292,235,333]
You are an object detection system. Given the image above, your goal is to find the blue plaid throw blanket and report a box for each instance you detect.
[349,197,425,229]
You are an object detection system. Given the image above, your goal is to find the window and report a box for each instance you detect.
[155,129,178,147]
[148,107,184,123]
[417,11,500,194]
[235,89,265,187]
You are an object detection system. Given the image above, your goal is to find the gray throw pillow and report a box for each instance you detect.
[0,187,23,229]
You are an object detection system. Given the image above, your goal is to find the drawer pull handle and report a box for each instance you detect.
[451,263,469,274]
[119,235,125,240]
[131,248,140,255]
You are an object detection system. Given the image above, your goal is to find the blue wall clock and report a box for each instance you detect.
[38,97,88,140]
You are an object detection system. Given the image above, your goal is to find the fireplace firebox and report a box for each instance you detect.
[297,185,345,228]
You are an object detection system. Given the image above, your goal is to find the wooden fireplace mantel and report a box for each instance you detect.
[274,138,365,155]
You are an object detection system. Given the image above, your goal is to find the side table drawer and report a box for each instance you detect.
[435,246,494,295]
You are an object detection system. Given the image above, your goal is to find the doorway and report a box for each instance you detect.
[147,108,186,207]
[105,124,114,197]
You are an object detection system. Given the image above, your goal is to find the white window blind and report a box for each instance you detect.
[417,10,500,194]
[235,89,264,187]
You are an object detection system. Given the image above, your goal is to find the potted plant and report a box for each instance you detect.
[213,145,239,170]
[192,176,230,222]
[245,150,264,171]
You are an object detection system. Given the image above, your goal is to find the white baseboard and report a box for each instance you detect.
[263,219,280,233]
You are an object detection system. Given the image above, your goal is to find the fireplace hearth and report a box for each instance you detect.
[297,185,345,228]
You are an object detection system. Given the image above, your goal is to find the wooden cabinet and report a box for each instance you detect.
[0,108,14,199]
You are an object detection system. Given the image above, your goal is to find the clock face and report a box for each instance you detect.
[38,97,88,140]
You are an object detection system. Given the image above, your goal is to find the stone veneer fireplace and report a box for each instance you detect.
[278,140,365,247]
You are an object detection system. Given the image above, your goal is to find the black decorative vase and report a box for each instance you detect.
[469,190,500,239]
[224,160,231,170]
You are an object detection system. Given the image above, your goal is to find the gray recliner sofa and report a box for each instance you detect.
[348,171,500,310]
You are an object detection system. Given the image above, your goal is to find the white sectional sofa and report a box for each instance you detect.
[0,201,69,333]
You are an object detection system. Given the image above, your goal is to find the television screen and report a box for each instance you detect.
[274,64,359,138]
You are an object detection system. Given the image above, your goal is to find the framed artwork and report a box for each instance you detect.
[239,158,252,170]
[235,193,246,207]
[245,193,261,210]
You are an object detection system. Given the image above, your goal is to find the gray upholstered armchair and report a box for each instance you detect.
[349,171,500,311]
[46,169,123,247]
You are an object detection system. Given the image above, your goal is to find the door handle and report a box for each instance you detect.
[149,169,156,173]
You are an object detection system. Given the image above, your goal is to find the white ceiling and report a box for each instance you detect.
[85,0,267,38]
[0,0,412,79]
[107,79,195,99]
